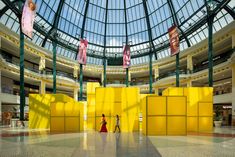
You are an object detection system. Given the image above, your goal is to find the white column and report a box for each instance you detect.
[101,72,104,86]
[232,31,235,49]
[40,80,46,94]
[154,65,159,81]
[128,71,131,82]
[39,56,46,72]
[74,88,78,101]
[187,80,192,87]
[187,54,193,73]
[73,65,78,78]
[155,87,159,96]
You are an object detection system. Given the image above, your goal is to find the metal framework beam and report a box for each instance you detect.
[124,0,129,87]
[142,0,156,93]
[76,0,90,59]
[102,0,108,87]
[142,0,157,60]
[41,0,65,47]
[167,0,191,47]
[19,20,25,121]
[79,0,90,101]
[0,0,20,18]
[1,0,20,17]
[213,0,235,19]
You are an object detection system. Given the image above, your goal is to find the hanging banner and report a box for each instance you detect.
[168,25,180,56]
[21,0,36,39]
[123,45,131,69]
[77,39,88,65]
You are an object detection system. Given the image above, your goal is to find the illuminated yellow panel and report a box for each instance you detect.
[187,102,198,117]
[133,115,139,132]
[50,117,65,132]
[111,103,122,116]
[29,94,51,129]
[147,96,166,115]
[147,116,166,135]
[139,94,148,112]
[64,102,80,116]
[199,103,213,117]
[184,87,199,102]
[167,116,186,135]
[87,82,100,94]
[109,116,116,132]
[187,117,198,132]
[168,88,184,96]
[198,87,213,102]
[198,117,213,133]
[162,88,169,96]
[50,102,65,116]
[96,87,114,103]
[120,114,129,132]
[87,104,95,116]
[184,88,199,116]
[142,96,147,135]
[113,87,123,102]
[167,97,186,115]
[87,94,96,106]
[65,117,79,132]
[95,88,105,102]
[125,88,140,103]
[87,117,95,130]
[80,102,85,131]
[95,102,111,116]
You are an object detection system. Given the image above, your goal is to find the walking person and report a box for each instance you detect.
[100,114,108,132]
[114,115,121,133]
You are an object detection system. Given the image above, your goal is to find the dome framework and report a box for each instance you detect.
[0,0,235,65]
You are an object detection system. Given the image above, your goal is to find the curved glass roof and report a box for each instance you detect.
[1,0,235,65]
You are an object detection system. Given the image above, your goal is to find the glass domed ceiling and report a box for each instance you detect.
[1,0,234,65]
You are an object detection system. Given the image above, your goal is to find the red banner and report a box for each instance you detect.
[168,25,180,56]
[77,39,88,65]
[21,0,36,39]
[123,45,131,69]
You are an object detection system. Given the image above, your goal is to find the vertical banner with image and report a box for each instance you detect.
[77,39,88,65]
[168,25,180,56]
[123,45,131,69]
[21,0,36,39]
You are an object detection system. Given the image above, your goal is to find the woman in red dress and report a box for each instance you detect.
[100,114,108,132]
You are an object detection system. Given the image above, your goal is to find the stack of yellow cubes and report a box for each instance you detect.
[163,87,213,133]
[29,94,82,133]
[142,95,187,135]
[142,87,213,135]
[86,82,100,130]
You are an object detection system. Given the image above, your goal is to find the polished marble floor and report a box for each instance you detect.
[0,127,235,157]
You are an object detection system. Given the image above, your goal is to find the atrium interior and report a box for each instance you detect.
[0,0,235,157]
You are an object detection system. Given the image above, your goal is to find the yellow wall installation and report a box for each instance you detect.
[140,94,155,134]
[162,87,213,133]
[87,82,100,130]
[29,94,82,133]
[95,87,140,132]
[142,95,186,136]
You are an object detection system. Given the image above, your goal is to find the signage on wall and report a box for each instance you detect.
[168,25,180,56]
[77,38,88,65]
[21,0,36,39]
[123,45,131,69]
[222,106,232,109]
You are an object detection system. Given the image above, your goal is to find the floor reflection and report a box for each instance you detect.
[0,127,234,157]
